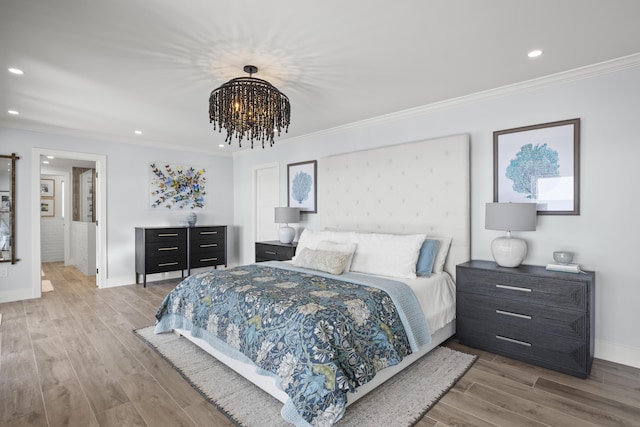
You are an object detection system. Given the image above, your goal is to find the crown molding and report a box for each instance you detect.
[294,53,640,138]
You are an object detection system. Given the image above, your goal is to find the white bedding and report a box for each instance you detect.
[398,272,457,332]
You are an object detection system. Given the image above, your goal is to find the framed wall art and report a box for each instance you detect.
[288,160,317,213]
[41,198,55,217]
[494,118,580,215]
[149,163,206,209]
[40,178,55,198]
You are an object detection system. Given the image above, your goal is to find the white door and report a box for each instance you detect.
[254,163,279,243]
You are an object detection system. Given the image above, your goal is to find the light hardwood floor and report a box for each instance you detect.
[1,262,639,426]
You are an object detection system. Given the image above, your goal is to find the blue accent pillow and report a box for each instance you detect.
[416,239,440,276]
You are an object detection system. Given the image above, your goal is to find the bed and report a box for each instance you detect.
[154,134,470,426]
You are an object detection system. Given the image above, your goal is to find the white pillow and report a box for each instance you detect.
[293,248,351,275]
[349,232,426,279]
[428,236,452,273]
[295,229,352,260]
[317,241,357,272]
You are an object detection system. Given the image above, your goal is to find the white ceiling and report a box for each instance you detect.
[2,0,640,155]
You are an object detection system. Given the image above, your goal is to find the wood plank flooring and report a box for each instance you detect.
[1,262,639,426]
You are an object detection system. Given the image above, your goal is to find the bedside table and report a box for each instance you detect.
[456,260,595,378]
[255,240,297,262]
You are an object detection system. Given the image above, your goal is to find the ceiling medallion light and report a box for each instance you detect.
[209,65,290,149]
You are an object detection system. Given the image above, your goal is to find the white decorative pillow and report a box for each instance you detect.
[294,229,352,260]
[349,232,426,279]
[428,236,452,273]
[293,248,351,275]
[317,241,357,272]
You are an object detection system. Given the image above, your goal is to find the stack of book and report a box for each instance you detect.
[545,263,582,273]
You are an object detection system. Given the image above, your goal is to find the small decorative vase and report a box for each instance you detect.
[187,212,197,227]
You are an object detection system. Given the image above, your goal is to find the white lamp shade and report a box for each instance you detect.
[274,207,300,224]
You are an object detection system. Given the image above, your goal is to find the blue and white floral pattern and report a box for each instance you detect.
[155,264,413,426]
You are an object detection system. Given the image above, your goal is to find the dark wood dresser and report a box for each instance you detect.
[456,260,595,378]
[135,225,227,286]
[255,240,297,262]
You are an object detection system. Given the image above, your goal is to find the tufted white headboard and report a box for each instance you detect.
[318,134,470,280]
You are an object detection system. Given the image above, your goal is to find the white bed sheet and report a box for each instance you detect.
[397,271,457,332]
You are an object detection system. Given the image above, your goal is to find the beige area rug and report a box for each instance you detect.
[41,279,54,292]
[134,326,476,426]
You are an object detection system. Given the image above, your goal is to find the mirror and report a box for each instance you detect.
[0,153,18,264]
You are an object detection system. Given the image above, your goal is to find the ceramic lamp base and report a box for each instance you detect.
[491,236,528,267]
[278,226,295,244]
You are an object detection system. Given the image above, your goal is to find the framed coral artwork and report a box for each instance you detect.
[287,160,317,213]
[494,118,580,215]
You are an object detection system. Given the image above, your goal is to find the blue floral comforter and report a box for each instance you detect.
[154,262,431,426]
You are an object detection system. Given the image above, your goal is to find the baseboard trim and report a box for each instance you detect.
[595,339,640,369]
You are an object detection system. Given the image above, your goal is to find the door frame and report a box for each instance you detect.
[31,148,107,294]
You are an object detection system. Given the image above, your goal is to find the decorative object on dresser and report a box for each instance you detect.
[255,240,297,262]
[485,202,537,267]
[135,225,227,286]
[494,118,580,215]
[274,207,300,244]
[456,260,595,378]
[287,160,317,213]
[187,212,197,226]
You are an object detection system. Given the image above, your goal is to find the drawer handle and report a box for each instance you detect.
[200,243,218,248]
[496,335,531,347]
[200,257,218,262]
[200,231,218,235]
[157,262,179,267]
[496,309,532,320]
[157,233,179,237]
[265,251,277,255]
[496,284,532,293]
[158,246,179,251]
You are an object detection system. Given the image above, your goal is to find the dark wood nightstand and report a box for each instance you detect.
[255,240,297,262]
[456,260,595,378]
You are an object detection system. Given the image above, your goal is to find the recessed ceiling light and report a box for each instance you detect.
[8,68,24,75]
[218,144,225,148]
[134,130,142,135]
[42,160,50,164]
[47,156,55,159]
[7,110,19,115]
[528,50,542,58]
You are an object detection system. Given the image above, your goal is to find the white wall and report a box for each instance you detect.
[0,128,235,300]
[232,63,640,368]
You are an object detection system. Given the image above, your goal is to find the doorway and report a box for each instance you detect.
[31,148,107,298]
[252,163,280,249]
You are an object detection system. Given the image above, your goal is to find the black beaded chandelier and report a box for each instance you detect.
[209,65,291,149]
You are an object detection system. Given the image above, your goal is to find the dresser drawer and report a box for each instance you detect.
[457,292,587,340]
[144,228,186,242]
[190,226,225,241]
[189,250,226,269]
[145,253,187,273]
[146,241,187,258]
[190,237,224,253]
[255,242,296,261]
[457,267,587,311]
[457,316,589,376]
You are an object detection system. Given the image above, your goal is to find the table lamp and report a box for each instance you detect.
[275,207,300,244]
[485,202,537,267]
